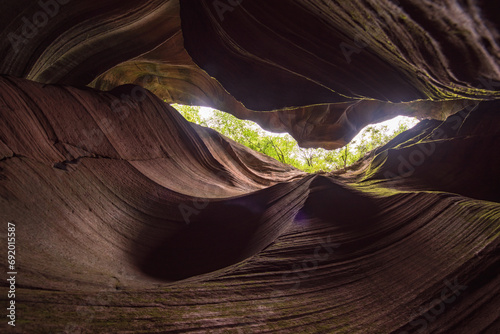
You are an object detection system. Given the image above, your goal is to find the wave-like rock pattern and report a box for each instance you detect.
[90,30,471,148]
[1,1,499,148]
[0,77,499,333]
[0,0,181,86]
[1,1,500,333]
[181,0,500,109]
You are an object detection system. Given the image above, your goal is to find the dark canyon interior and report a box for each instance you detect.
[0,0,499,333]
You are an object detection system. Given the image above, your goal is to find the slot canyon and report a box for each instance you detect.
[0,0,499,333]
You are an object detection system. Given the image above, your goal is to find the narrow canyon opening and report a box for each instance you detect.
[172,103,420,173]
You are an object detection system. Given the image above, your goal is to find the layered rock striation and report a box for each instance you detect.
[0,0,499,333]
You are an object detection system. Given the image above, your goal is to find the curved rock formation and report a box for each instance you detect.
[1,0,496,148]
[0,1,499,333]
[181,0,500,106]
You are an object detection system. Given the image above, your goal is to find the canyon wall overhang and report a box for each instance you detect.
[1,0,499,147]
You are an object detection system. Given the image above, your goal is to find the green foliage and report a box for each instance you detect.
[172,104,206,125]
[171,103,416,173]
[206,108,303,167]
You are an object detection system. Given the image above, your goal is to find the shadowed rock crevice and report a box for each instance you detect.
[361,101,500,202]
[137,176,312,281]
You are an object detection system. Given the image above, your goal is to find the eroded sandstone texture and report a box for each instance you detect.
[0,0,499,333]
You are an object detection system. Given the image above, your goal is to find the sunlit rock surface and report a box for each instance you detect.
[0,0,499,333]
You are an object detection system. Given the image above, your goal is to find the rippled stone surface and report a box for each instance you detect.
[0,1,499,333]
